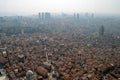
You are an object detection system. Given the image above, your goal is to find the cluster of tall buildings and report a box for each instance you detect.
[73,13,94,20]
[15,12,95,20]
[73,13,80,20]
[38,12,94,20]
[38,12,51,20]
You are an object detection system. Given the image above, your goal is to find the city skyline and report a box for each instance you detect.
[0,0,120,16]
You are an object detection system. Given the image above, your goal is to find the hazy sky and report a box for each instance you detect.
[0,0,120,15]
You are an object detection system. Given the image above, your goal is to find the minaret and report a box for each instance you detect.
[45,45,48,62]
[43,35,49,62]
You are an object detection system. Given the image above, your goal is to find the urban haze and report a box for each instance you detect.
[0,0,120,80]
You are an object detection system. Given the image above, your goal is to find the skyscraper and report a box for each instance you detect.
[38,12,41,19]
[42,12,44,20]
[76,13,79,20]
[99,25,105,37]
[45,12,51,19]
[73,13,79,20]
